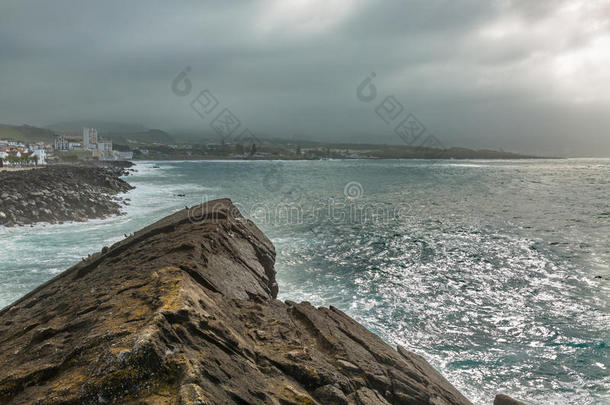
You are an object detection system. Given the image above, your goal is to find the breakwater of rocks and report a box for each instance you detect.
[0,164,134,227]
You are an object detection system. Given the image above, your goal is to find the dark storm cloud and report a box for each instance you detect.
[0,0,608,156]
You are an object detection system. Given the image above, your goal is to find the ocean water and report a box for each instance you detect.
[0,159,608,404]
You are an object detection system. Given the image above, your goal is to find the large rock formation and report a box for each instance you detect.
[0,199,473,404]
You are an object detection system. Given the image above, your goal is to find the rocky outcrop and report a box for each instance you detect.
[0,165,133,227]
[0,199,473,404]
[494,394,527,405]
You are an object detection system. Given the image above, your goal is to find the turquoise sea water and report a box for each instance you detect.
[0,159,608,404]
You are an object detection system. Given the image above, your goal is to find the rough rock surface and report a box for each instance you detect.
[0,164,133,227]
[493,394,527,405]
[0,199,473,404]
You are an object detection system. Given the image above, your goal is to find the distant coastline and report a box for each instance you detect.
[0,122,558,164]
[129,153,559,161]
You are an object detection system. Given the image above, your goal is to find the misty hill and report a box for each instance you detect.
[0,124,57,144]
[243,137,546,159]
[45,120,148,135]
[101,129,173,145]
[46,121,175,145]
[0,121,175,146]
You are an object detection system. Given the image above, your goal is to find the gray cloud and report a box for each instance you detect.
[0,0,608,156]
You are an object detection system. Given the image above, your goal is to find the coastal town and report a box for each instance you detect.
[0,141,47,167]
[0,127,133,168]
[0,121,543,167]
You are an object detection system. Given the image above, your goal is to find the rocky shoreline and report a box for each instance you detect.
[0,199,527,404]
[0,163,134,227]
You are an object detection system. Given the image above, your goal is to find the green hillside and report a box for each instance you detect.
[0,124,57,144]
[0,122,175,146]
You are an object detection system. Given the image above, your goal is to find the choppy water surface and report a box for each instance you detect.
[1,159,608,404]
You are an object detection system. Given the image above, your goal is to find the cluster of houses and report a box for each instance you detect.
[0,140,47,167]
[0,127,133,167]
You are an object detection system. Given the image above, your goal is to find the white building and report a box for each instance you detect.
[82,128,89,148]
[32,148,47,165]
[55,135,70,151]
[116,151,134,160]
[97,141,112,153]
[82,127,98,150]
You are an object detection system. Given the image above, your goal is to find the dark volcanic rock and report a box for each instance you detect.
[0,165,134,227]
[494,394,527,405]
[0,199,472,404]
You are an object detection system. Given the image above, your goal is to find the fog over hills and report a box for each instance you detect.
[45,121,149,135]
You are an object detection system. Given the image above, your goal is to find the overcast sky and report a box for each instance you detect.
[1,0,609,156]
